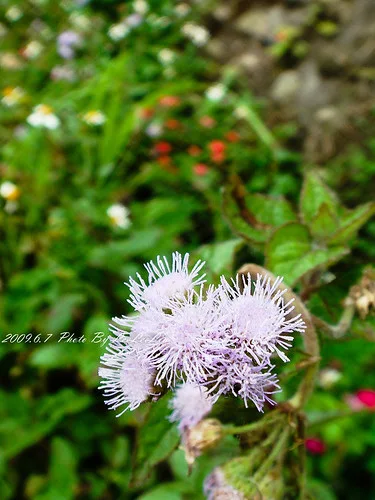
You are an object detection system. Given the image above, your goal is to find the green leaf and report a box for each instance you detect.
[36,438,78,500]
[329,202,375,246]
[131,396,180,487]
[45,293,86,333]
[198,239,243,276]
[310,203,338,241]
[266,223,348,285]
[300,172,339,225]
[0,389,92,460]
[222,186,297,246]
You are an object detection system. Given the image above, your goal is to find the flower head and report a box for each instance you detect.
[0,181,20,201]
[170,382,213,431]
[218,274,306,363]
[107,204,131,229]
[82,110,106,126]
[1,86,25,107]
[99,348,155,416]
[27,104,60,129]
[125,252,206,311]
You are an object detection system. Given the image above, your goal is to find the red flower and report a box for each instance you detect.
[305,438,326,455]
[199,116,216,128]
[159,95,181,107]
[356,389,375,409]
[165,119,181,130]
[193,163,209,176]
[209,140,226,163]
[225,131,240,143]
[187,145,202,157]
[153,141,172,155]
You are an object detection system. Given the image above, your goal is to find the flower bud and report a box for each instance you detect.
[183,419,222,466]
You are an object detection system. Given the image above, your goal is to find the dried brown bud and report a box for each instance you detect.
[183,418,222,466]
[350,268,375,319]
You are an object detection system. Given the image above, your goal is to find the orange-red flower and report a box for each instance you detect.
[159,95,181,107]
[165,118,181,130]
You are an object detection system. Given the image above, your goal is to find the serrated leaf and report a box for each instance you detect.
[310,203,338,241]
[266,222,349,285]
[300,172,339,225]
[131,396,180,487]
[329,202,375,246]
[222,186,297,246]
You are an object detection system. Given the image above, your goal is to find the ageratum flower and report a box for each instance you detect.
[99,335,155,416]
[170,383,213,431]
[98,253,305,417]
[125,252,206,311]
[218,274,306,363]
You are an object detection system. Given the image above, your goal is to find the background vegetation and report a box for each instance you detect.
[1,0,375,498]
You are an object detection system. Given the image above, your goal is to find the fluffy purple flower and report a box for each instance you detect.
[170,382,213,431]
[98,253,306,416]
[126,286,228,387]
[126,251,206,311]
[218,274,306,363]
[99,334,155,416]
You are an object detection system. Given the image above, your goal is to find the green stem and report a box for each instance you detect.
[312,300,355,339]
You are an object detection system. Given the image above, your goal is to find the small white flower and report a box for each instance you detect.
[0,181,20,201]
[23,40,44,60]
[108,22,130,41]
[205,83,226,102]
[5,6,23,22]
[175,3,191,17]
[69,13,91,31]
[107,204,131,229]
[318,368,342,389]
[0,52,23,69]
[182,23,210,47]
[82,110,106,126]
[1,87,25,107]
[27,104,60,130]
[158,48,176,65]
[145,122,163,137]
[133,0,148,15]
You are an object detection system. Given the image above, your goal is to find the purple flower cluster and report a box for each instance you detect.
[57,31,81,59]
[99,252,305,422]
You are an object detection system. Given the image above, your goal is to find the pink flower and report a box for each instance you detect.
[305,437,326,455]
[193,163,209,176]
[356,389,375,409]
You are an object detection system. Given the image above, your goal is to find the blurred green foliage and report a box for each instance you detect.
[1,0,375,499]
